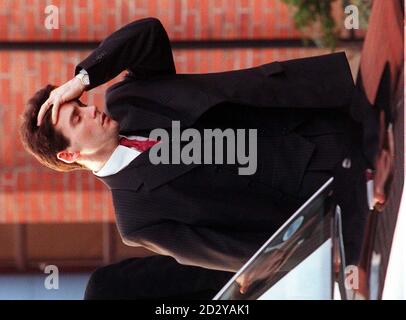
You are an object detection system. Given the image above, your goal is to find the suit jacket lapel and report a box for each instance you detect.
[98,148,200,192]
[137,159,200,191]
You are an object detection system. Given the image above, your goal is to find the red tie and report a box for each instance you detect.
[119,136,159,152]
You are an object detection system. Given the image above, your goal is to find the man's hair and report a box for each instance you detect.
[19,84,87,172]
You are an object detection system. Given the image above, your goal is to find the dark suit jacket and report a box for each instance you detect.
[75,18,363,272]
[84,255,232,300]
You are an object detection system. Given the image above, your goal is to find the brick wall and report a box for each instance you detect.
[1,0,305,41]
[1,0,356,223]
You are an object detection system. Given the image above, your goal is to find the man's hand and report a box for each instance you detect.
[235,248,287,295]
[37,77,86,126]
[373,110,395,208]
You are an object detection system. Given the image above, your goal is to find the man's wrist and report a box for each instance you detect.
[75,69,90,87]
[73,76,87,90]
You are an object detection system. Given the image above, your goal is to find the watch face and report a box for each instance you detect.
[77,73,89,85]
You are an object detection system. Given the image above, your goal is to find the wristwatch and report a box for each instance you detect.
[75,70,90,87]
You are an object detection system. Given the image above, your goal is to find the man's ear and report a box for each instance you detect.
[56,150,80,164]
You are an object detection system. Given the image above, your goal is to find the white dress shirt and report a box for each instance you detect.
[93,135,151,177]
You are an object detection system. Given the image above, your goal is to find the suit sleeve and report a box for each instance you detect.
[75,17,176,90]
[122,221,270,273]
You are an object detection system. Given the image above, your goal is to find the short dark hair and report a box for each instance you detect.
[19,84,87,172]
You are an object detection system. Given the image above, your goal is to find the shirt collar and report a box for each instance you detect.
[92,135,143,177]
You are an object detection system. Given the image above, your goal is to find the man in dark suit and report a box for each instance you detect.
[84,255,232,300]
[21,17,383,273]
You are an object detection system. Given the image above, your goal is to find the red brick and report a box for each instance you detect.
[62,173,76,222]
[0,52,9,72]
[185,51,195,73]
[107,12,116,38]
[239,12,250,38]
[225,4,236,36]
[28,191,39,223]
[24,9,36,39]
[92,0,104,27]
[0,79,11,107]
[174,0,183,26]
[200,0,209,38]
[213,13,224,38]
[65,0,75,26]
[252,49,264,67]
[25,52,36,71]
[80,190,90,221]
[52,53,63,84]
[79,0,87,8]
[186,13,195,39]
[4,194,15,223]
[240,0,250,8]
[77,10,88,41]
[213,0,223,10]
[0,14,7,39]
[106,0,117,11]
[132,1,147,20]
[40,56,50,85]
[120,0,130,24]
[212,50,224,70]
[147,0,158,16]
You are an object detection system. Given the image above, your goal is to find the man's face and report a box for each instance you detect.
[55,101,119,156]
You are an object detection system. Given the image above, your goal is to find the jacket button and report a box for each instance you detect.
[96,52,106,60]
[342,158,352,169]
